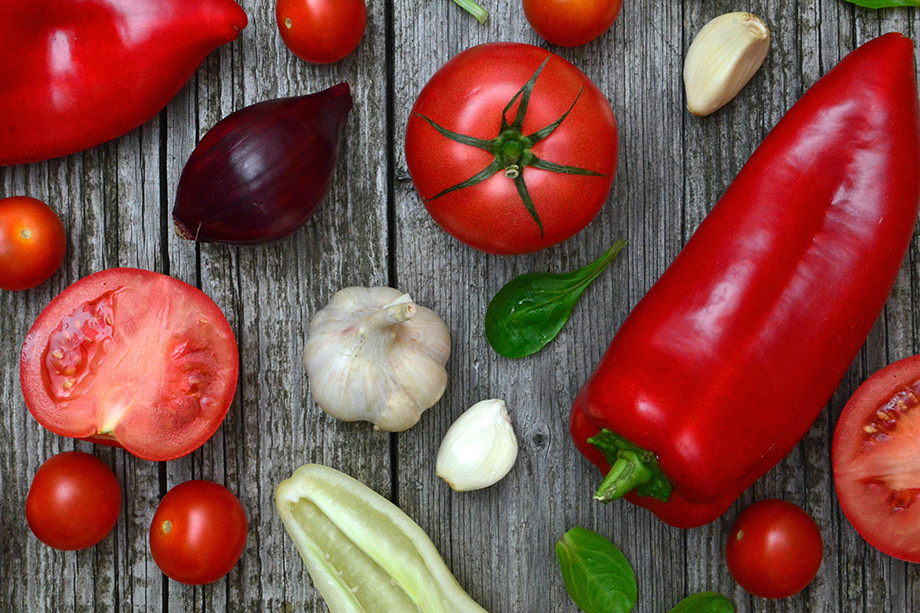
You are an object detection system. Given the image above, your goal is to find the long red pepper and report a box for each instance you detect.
[570,33,920,528]
[1,0,247,166]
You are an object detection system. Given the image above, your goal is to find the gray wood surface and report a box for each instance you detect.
[2,0,919,611]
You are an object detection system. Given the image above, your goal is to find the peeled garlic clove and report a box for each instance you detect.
[684,12,770,116]
[436,399,519,491]
[304,287,450,432]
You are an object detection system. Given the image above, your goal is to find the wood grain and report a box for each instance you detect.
[2,1,920,611]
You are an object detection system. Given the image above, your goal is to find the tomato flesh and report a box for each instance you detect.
[20,268,239,461]
[833,355,920,562]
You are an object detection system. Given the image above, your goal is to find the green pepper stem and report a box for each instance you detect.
[594,451,653,502]
[587,429,673,503]
[451,0,489,24]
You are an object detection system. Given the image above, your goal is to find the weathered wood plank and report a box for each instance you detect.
[3,1,920,611]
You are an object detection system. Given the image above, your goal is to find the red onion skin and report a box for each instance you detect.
[173,83,352,245]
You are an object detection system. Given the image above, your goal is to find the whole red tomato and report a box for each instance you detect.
[0,196,66,291]
[833,355,920,563]
[405,43,618,255]
[725,500,823,599]
[20,268,239,461]
[275,0,367,64]
[26,451,121,551]
[523,0,622,47]
[150,480,247,585]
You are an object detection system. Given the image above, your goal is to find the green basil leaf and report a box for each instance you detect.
[485,239,627,358]
[555,527,637,613]
[842,0,920,7]
[669,592,734,613]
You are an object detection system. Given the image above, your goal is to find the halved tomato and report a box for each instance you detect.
[20,268,238,461]
[832,354,920,563]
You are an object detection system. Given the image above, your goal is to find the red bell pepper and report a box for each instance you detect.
[1,0,248,166]
[570,33,920,529]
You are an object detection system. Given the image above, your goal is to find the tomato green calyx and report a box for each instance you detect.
[416,55,605,238]
[588,429,672,502]
[451,0,489,24]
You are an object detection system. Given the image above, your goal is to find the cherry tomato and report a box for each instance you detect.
[20,268,239,461]
[833,355,920,562]
[405,43,618,255]
[0,196,66,291]
[26,451,121,551]
[150,480,247,585]
[725,499,823,599]
[523,0,622,47]
[275,0,367,64]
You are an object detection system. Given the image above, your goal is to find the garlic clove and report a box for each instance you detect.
[684,12,770,117]
[436,399,519,492]
[303,287,451,432]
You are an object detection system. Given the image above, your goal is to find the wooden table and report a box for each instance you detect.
[3,1,919,611]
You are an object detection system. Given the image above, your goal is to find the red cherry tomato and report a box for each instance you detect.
[20,268,239,461]
[725,499,823,599]
[0,196,66,291]
[405,43,618,255]
[150,480,248,585]
[275,0,367,64]
[833,355,920,562]
[26,451,121,551]
[522,0,622,47]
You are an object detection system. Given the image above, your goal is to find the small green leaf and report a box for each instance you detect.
[555,527,637,613]
[485,239,626,359]
[841,0,920,7]
[669,593,735,613]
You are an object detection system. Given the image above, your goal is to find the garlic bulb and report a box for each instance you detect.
[436,399,519,491]
[684,12,770,116]
[304,287,451,432]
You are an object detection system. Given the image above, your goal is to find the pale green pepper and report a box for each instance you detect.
[275,464,489,613]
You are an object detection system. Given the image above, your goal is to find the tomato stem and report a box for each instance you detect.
[419,55,605,239]
[451,0,489,24]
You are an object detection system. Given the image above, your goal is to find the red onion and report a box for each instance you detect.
[173,83,352,245]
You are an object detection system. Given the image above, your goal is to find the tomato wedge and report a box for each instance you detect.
[20,268,238,461]
[833,355,920,562]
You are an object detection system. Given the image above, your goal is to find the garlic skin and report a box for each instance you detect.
[304,287,451,432]
[684,12,770,116]
[436,399,519,491]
